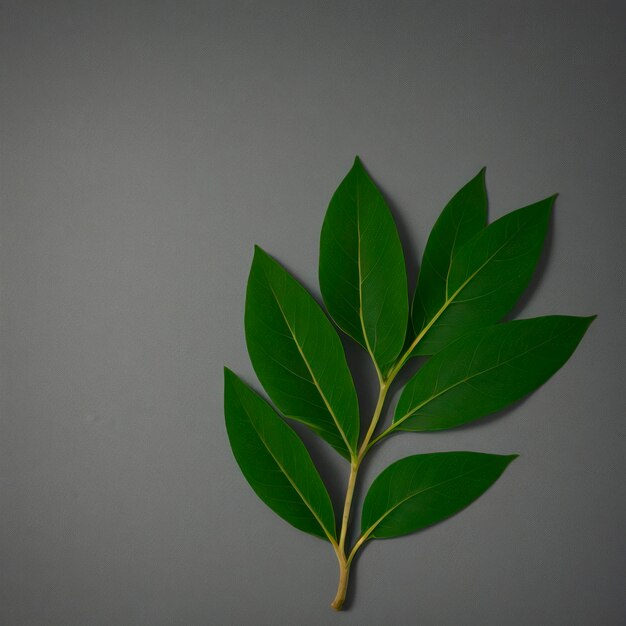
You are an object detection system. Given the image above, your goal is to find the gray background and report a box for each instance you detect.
[1,1,624,624]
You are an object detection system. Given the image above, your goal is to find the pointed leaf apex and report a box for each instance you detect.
[352,156,365,173]
[465,167,487,188]
[530,195,557,214]
[473,166,487,186]
[541,194,558,213]
[253,244,268,259]
[542,193,559,209]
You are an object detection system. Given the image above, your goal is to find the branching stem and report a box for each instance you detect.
[331,325,438,609]
[330,375,392,609]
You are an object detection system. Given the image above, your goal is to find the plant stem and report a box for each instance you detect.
[330,557,350,610]
[347,531,370,566]
[338,462,358,554]
[331,323,438,608]
[357,381,389,462]
[331,382,390,609]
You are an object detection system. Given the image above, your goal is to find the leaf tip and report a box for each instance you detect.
[352,155,366,174]
[476,166,487,194]
[571,314,597,334]
[529,194,557,220]
[252,244,269,262]
[582,314,598,330]
[500,453,519,470]
[464,165,487,195]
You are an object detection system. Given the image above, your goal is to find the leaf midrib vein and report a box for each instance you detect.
[395,321,576,427]
[355,181,381,379]
[264,276,354,456]
[403,214,538,363]
[244,401,336,543]
[362,463,489,540]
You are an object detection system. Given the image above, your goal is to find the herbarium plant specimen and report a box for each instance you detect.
[224,158,594,610]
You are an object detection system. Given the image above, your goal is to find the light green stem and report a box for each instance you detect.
[338,462,358,554]
[331,382,389,609]
[331,327,435,609]
[330,556,350,610]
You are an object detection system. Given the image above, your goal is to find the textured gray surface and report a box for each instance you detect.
[1,1,625,624]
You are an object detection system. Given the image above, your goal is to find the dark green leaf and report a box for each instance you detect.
[411,168,487,346]
[412,196,553,356]
[224,368,337,542]
[319,157,408,375]
[361,452,517,539]
[394,316,595,432]
[245,246,359,459]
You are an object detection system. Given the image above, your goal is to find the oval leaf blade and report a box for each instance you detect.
[411,168,487,342]
[361,452,517,539]
[395,315,595,431]
[224,368,337,542]
[413,196,553,356]
[319,157,408,374]
[245,246,359,460]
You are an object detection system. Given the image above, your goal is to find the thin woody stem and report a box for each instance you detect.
[347,531,370,566]
[331,380,391,609]
[331,337,428,608]
[338,461,358,553]
[337,383,390,554]
[357,381,389,461]
[330,557,350,610]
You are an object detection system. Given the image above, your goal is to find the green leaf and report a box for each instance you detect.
[411,196,553,356]
[411,169,487,343]
[224,368,337,542]
[394,315,595,432]
[245,246,359,460]
[361,452,517,539]
[319,157,408,375]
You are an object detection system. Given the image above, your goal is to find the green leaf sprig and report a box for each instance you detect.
[224,158,594,610]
